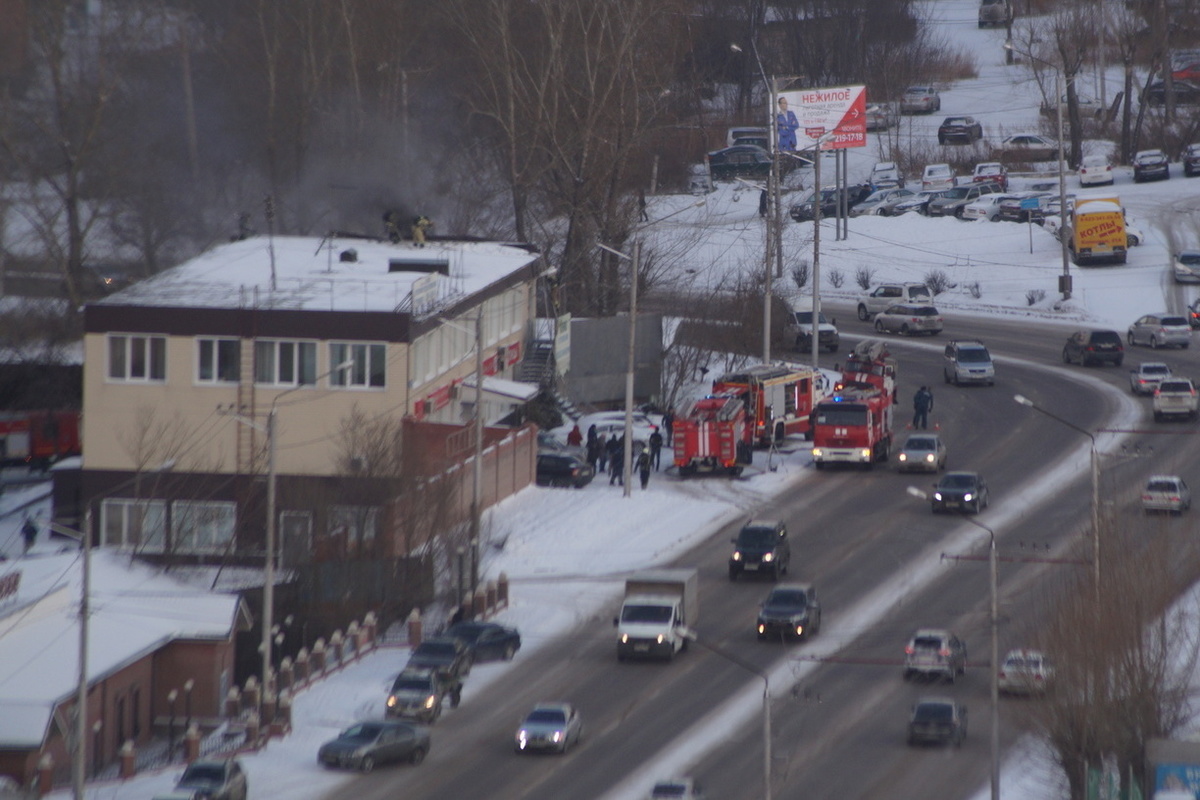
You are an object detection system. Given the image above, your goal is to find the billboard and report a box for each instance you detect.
[776,85,867,152]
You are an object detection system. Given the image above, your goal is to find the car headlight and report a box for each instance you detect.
[925,454,935,463]
[898,453,908,462]
[812,448,823,457]
[762,552,774,562]
[860,448,871,458]
[963,493,973,502]
[386,695,397,708]
[732,551,743,561]
[424,694,436,709]
[757,622,766,634]
[795,624,805,636]
[933,492,943,501]
[656,634,665,644]
[552,731,563,743]
[517,730,528,747]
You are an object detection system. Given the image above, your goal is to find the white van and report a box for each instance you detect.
[726,126,769,148]
[922,163,956,191]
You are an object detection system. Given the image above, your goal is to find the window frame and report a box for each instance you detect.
[107,334,167,383]
[254,339,318,387]
[328,342,387,389]
[197,338,242,384]
[99,498,168,552]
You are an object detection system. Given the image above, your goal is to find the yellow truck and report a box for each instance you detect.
[1068,195,1127,266]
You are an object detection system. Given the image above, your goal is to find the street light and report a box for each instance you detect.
[907,486,999,800]
[1004,41,1072,301]
[1013,394,1099,591]
[682,633,772,800]
[184,678,194,735]
[167,689,178,761]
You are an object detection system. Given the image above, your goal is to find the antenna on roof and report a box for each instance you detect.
[264,194,277,291]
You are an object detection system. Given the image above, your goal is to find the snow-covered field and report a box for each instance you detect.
[7,0,1197,798]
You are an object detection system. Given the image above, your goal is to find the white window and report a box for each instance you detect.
[100,498,167,552]
[197,338,241,383]
[328,505,379,542]
[255,340,317,386]
[108,335,166,382]
[172,500,236,553]
[329,343,386,388]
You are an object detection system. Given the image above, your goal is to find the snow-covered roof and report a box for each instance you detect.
[92,235,542,313]
[0,550,243,749]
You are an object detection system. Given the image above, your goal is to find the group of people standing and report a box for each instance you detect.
[570,410,675,490]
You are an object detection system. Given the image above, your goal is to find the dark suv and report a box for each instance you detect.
[729,519,791,581]
[903,628,968,682]
[931,471,989,514]
[406,636,473,682]
[1063,329,1124,367]
[536,452,594,488]
[937,116,983,144]
[756,582,821,641]
[907,697,967,746]
[1184,143,1200,177]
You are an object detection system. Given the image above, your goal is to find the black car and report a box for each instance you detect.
[536,452,594,488]
[789,184,873,222]
[706,144,773,181]
[937,116,983,144]
[318,719,431,772]
[907,697,967,747]
[1143,79,1200,106]
[729,519,791,581]
[173,758,248,800]
[406,636,473,680]
[1184,143,1200,177]
[756,582,821,641]
[1063,328,1124,367]
[446,620,522,662]
[931,471,989,514]
[1133,149,1170,182]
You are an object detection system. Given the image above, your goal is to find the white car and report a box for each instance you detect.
[961,193,1012,221]
[921,163,955,191]
[998,649,1054,695]
[1141,475,1191,514]
[873,303,944,336]
[997,133,1060,162]
[1153,378,1199,421]
[1174,251,1200,283]
[1129,362,1172,395]
[1079,154,1113,186]
[576,411,660,445]
[856,282,934,319]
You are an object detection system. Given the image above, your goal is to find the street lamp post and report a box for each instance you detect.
[184,679,194,734]
[1005,41,1072,300]
[907,487,999,800]
[1013,394,1100,590]
[167,689,178,761]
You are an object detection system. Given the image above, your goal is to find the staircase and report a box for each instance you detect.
[518,339,556,386]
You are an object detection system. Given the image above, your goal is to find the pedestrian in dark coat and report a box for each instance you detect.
[587,424,598,448]
[21,517,37,552]
[912,386,934,430]
[597,433,609,472]
[586,437,601,471]
[648,430,664,470]
[609,442,625,486]
[637,450,651,489]
[662,410,675,447]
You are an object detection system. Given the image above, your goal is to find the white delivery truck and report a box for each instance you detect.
[614,568,699,662]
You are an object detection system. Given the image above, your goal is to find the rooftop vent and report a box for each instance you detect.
[339,248,358,263]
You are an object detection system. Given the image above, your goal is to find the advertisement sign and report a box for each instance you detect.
[409,273,440,320]
[1156,763,1200,796]
[778,85,867,152]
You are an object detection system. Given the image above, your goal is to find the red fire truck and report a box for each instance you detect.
[711,364,822,447]
[0,410,82,470]
[672,394,753,476]
[811,341,896,469]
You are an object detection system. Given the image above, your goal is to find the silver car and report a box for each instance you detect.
[1128,314,1191,349]
[1129,362,1172,395]
[851,188,915,217]
[896,433,947,473]
[1141,475,1191,514]
[873,304,944,336]
[514,703,583,754]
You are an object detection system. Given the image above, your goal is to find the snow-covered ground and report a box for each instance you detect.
[4,0,1195,798]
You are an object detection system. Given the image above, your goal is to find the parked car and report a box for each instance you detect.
[998,649,1054,695]
[856,283,933,319]
[446,620,522,662]
[971,161,1009,190]
[1129,362,1173,395]
[173,759,248,800]
[931,471,989,514]
[789,184,873,221]
[850,187,915,217]
[386,669,451,724]
[903,628,967,682]
[890,189,947,216]
[318,719,431,772]
[1141,475,1192,514]
[729,519,791,581]
[944,339,995,385]
[908,696,968,746]
[1184,143,1200,177]
[873,303,944,336]
[926,183,1005,218]
[406,636,473,681]
[1041,93,1102,117]
[1127,313,1191,349]
[1174,251,1200,283]
[938,116,983,144]
[1125,219,1145,246]
[921,163,955,191]
[1079,154,1114,186]
[961,193,1013,222]
[1144,79,1200,106]
[514,703,583,754]
[1062,329,1124,366]
[576,411,660,445]
[896,433,948,473]
[977,0,1012,27]
[865,103,895,131]
[869,161,905,189]
[755,582,821,641]
[901,85,941,114]
[1133,149,1170,182]
[997,133,1060,162]
[996,192,1055,222]
[536,452,595,488]
[706,144,772,181]
[1153,378,1199,421]
[787,307,840,352]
